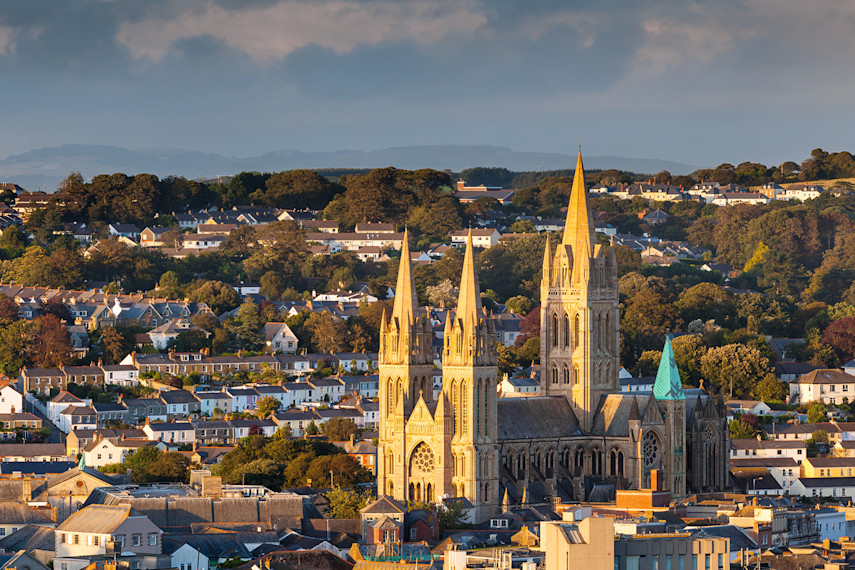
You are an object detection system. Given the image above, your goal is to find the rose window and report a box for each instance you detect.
[642,432,659,468]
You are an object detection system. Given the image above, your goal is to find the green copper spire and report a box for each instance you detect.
[653,335,685,400]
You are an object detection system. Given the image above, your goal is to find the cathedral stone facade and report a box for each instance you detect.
[377,152,729,522]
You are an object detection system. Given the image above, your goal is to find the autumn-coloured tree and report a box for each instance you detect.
[31,314,73,368]
[304,312,347,354]
[823,317,855,362]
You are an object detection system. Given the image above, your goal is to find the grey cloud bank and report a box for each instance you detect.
[0,0,854,170]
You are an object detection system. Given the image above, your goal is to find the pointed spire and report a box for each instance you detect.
[521,482,529,507]
[653,335,686,401]
[542,232,552,286]
[502,487,510,512]
[391,229,418,326]
[456,229,483,329]
[562,150,596,254]
[629,396,640,421]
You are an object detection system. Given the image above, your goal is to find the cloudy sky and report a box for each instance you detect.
[1,0,854,167]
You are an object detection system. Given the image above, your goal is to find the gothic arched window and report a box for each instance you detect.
[562,365,570,385]
[563,314,570,348]
[574,313,581,347]
[552,313,559,347]
[552,366,558,384]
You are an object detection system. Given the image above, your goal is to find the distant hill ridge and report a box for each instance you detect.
[0,144,702,191]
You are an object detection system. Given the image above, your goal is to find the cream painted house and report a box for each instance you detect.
[82,436,156,469]
[55,504,162,558]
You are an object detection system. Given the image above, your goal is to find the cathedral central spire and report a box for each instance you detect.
[562,150,596,253]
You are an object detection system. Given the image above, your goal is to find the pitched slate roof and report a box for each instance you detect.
[496,397,581,440]
[361,496,406,514]
[0,524,55,551]
[799,369,855,385]
[0,501,54,524]
[56,504,138,533]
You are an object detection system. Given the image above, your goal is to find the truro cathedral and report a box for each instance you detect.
[377,152,729,522]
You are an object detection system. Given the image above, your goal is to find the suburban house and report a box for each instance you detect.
[142,421,195,444]
[262,322,299,354]
[147,319,210,351]
[82,436,156,469]
[450,228,501,249]
[793,369,855,405]
[55,504,162,558]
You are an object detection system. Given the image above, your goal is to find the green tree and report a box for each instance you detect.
[633,350,662,377]
[807,402,829,423]
[515,337,540,365]
[438,501,473,531]
[321,417,359,442]
[729,419,757,440]
[700,344,772,399]
[103,446,189,483]
[305,421,320,436]
[326,488,372,519]
[505,295,533,316]
[166,329,211,352]
[227,298,266,351]
[98,326,134,365]
[671,335,706,387]
[255,396,282,418]
[508,219,536,233]
[808,429,829,445]
[186,280,241,315]
[754,374,789,402]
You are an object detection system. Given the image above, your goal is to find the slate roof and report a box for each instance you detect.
[592,394,644,436]
[0,501,54,524]
[496,397,581,440]
[0,443,67,458]
[799,369,855,385]
[162,534,252,558]
[361,496,406,514]
[46,466,121,488]
[56,504,138,533]
[0,461,76,475]
[796,477,855,488]
[689,525,757,551]
[0,524,55,551]
[730,458,799,468]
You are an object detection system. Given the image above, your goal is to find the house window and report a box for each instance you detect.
[115,535,125,547]
[74,534,80,544]
[94,536,99,546]
[132,534,141,547]
[148,533,157,546]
